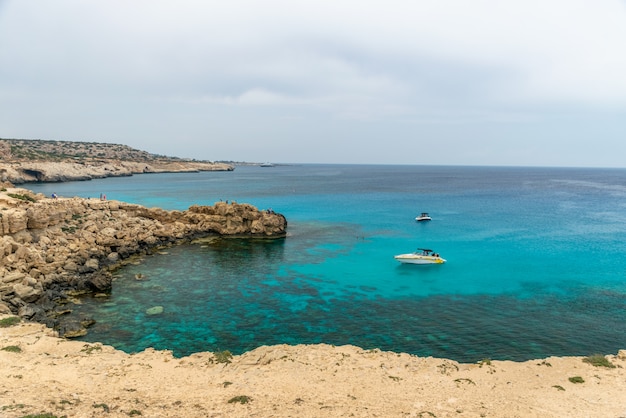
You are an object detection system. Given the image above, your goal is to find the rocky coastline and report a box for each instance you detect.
[0,185,286,337]
[1,139,625,417]
[0,159,234,184]
[0,138,234,184]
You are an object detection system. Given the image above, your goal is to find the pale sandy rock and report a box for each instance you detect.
[1,208,28,234]
[84,258,99,271]
[27,268,42,279]
[107,252,120,262]
[12,282,42,302]
[1,271,25,284]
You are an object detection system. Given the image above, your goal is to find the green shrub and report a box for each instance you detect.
[213,350,233,364]
[1,345,21,353]
[0,403,25,411]
[93,403,109,412]
[0,316,20,327]
[583,354,616,368]
[568,376,584,384]
[81,344,102,354]
[7,193,36,202]
[228,395,251,404]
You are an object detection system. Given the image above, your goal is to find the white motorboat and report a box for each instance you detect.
[415,212,432,222]
[394,248,446,264]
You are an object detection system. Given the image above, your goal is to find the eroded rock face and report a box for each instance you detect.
[0,189,287,336]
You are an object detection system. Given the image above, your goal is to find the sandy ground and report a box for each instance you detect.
[1,318,624,418]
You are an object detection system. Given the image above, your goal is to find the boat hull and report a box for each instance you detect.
[394,254,446,264]
[415,213,432,221]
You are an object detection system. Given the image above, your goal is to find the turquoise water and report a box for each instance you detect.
[28,165,626,362]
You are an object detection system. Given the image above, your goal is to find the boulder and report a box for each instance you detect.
[13,282,43,303]
[0,302,12,314]
[84,258,99,271]
[1,271,25,284]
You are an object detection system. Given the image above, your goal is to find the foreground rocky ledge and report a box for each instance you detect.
[0,186,286,336]
[1,318,625,418]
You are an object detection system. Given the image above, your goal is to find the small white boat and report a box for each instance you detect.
[260,162,275,167]
[415,212,432,222]
[394,248,446,264]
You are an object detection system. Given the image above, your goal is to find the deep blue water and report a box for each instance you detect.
[28,165,626,362]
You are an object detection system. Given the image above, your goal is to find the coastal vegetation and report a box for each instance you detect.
[0,316,20,327]
[1,345,21,353]
[1,137,177,162]
[16,414,59,418]
[80,344,103,354]
[212,349,234,364]
[6,193,36,202]
[92,403,110,413]
[583,354,616,368]
[228,395,252,404]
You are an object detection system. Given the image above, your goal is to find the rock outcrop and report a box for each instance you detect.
[0,188,287,336]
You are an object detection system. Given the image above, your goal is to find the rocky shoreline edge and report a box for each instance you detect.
[0,184,286,337]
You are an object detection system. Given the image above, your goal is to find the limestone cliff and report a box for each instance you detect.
[0,160,234,184]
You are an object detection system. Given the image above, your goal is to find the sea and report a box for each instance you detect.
[27,164,626,362]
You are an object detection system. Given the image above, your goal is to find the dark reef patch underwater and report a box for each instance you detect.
[28,164,626,362]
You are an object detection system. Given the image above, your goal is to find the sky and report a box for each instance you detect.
[1,1,625,167]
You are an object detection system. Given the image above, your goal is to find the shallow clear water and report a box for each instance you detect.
[28,165,626,362]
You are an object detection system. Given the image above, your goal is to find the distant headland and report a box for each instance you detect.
[0,138,234,184]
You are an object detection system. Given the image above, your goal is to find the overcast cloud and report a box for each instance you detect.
[1,0,625,166]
